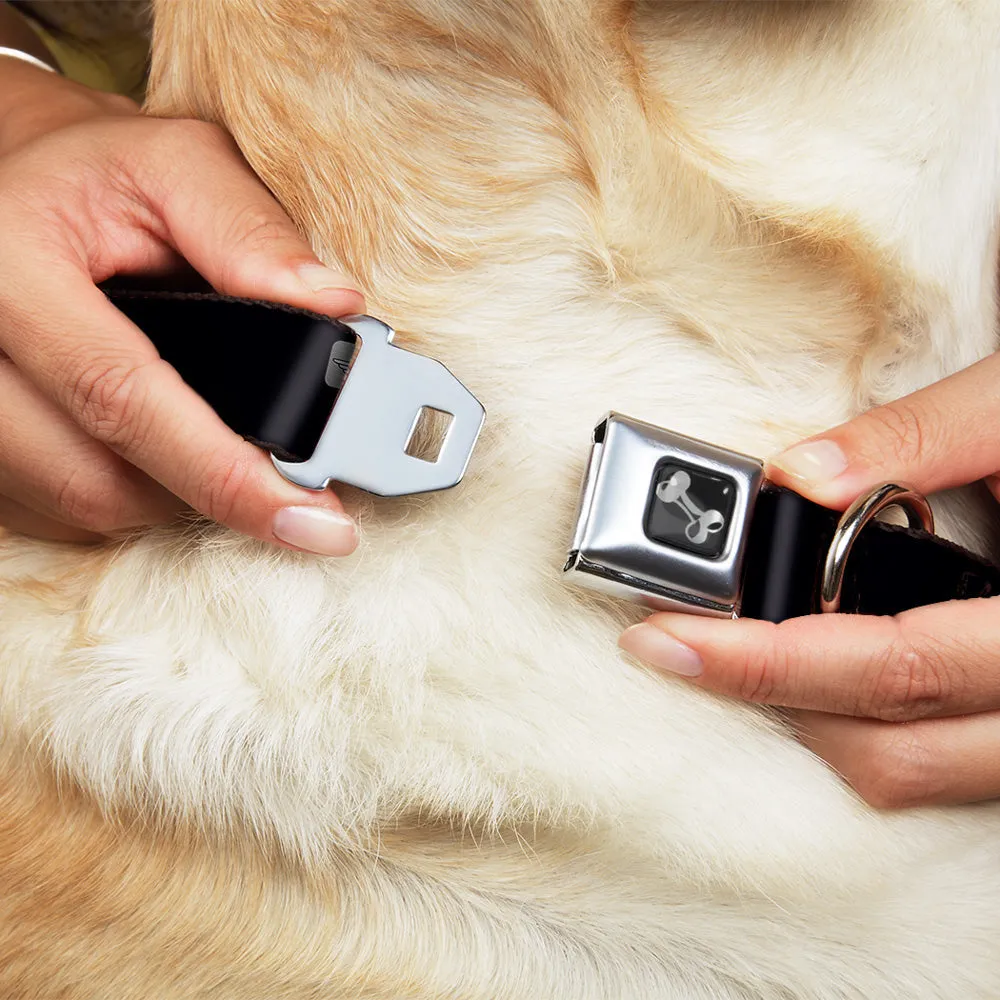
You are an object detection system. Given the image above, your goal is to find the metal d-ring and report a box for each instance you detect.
[820,483,934,614]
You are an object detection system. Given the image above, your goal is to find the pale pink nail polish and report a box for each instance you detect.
[770,440,848,485]
[618,623,703,677]
[272,506,358,556]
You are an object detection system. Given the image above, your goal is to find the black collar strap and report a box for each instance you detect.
[740,482,1000,620]
[565,413,1000,623]
[102,296,999,623]
[104,288,485,497]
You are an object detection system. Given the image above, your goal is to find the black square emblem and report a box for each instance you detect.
[645,462,737,559]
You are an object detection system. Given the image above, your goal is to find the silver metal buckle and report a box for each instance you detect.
[820,482,933,613]
[272,315,485,497]
[564,413,764,618]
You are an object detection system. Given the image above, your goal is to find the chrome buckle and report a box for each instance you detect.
[272,315,485,497]
[564,413,764,618]
[820,482,933,613]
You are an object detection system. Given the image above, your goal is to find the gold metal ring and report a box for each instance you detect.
[820,483,934,614]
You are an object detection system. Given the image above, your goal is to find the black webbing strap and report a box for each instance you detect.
[104,286,1000,622]
[741,484,1000,622]
[103,288,355,463]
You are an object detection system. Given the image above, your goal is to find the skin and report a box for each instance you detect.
[620,350,1000,809]
[0,12,363,554]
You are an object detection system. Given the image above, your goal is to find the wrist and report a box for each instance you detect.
[0,1,58,69]
[0,47,56,74]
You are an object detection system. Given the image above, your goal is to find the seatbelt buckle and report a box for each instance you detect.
[564,413,764,618]
[272,315,485,497]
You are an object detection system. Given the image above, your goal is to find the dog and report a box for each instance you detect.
[3,1,1000,996]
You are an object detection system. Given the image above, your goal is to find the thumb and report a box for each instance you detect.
[766,351,1000,508]
[142,121,365,317]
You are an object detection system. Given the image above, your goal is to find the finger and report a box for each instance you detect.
[0,494,104,543]
[619,597,1000,721]
[0,358,181,531]
[793,709,1000,808]
[763,350,1000,508]
[127,119,365,315]
[0,264,358,554]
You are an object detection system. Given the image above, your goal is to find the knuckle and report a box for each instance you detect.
[859,624,951,721]
[193,451,254,526]
[215,210,298,294]
[52,467,126,533]
[851,725,940,809]
[228,210,292,257]
[862,399,930,467]
[733,628,786,703]
[69,359,151,454]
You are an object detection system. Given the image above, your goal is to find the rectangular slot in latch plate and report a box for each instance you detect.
[405,406,454,463]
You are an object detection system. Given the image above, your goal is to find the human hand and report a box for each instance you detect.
[0,59,364,553]
[619,351,1000,808]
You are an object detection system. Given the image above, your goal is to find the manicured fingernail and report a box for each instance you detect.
[770,439,848,485]
[618,623,703,677]
[272,506,358,556]
[297,263,361,296]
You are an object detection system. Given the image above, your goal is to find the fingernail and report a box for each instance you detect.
[618,623,703,677]
[297,263,361,296]
[272,506,358,556]
[770,439,848,485]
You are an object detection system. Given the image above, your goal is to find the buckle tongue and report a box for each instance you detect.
[273,315,485,497]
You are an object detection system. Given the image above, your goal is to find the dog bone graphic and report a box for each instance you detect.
[655,470,726,545]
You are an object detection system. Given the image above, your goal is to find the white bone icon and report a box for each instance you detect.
[655,470,726,545]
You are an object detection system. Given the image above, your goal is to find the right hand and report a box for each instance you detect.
[620,350,1000,808]
[0,58,363,554]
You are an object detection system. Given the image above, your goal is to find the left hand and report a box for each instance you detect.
[619,351,1000,809]
[0,59,364,552]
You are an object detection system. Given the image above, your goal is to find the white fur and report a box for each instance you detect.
[3,1,1000,996]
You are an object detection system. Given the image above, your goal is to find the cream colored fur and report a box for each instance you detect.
[3,1,1000,997]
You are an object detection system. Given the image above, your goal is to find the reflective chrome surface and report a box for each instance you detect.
[564,413,764,617]
[820,482,933,613]
[273,315,485,497]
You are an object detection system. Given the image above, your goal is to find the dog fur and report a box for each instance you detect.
[3,1,1000,996]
